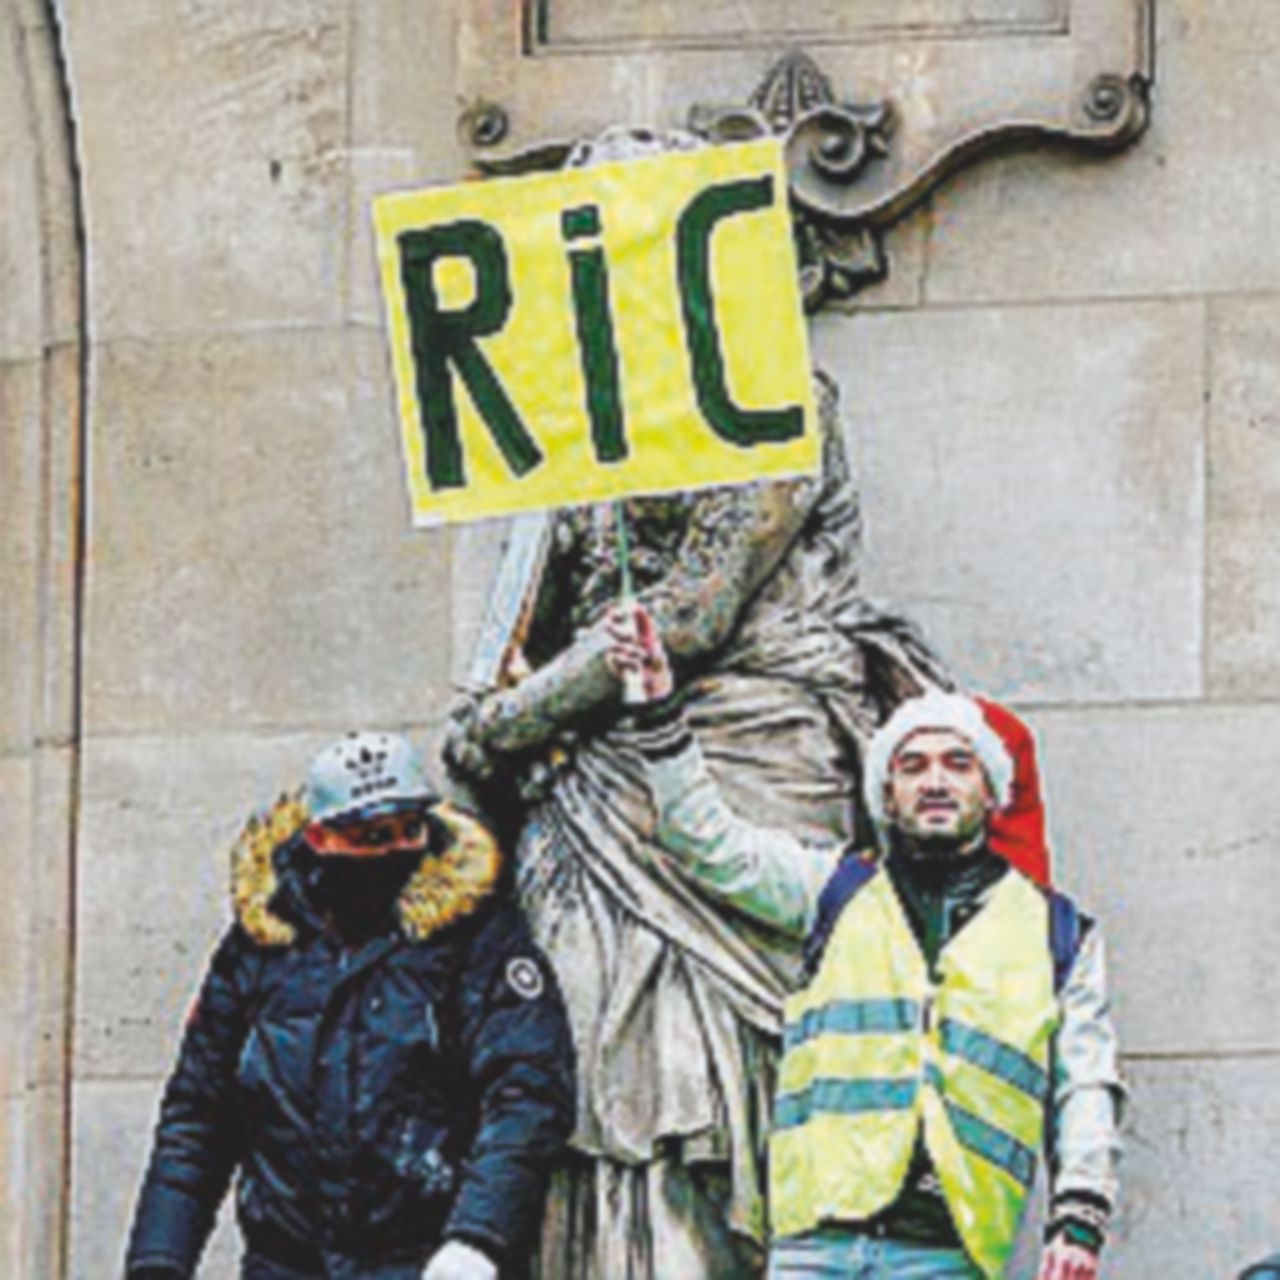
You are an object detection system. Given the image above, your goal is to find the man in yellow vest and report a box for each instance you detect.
[607,606,1124,1280]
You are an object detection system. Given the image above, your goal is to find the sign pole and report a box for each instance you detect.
[614,499,647,704]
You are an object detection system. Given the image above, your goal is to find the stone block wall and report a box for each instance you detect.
[49,3,461,1274]
[2,0,83,1274]
[0,0,1274,1276]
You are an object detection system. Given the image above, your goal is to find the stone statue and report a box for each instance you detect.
[444,312,947,1274]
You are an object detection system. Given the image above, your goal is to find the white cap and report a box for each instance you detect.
[304,732,435,826]
[863,691,1014,830]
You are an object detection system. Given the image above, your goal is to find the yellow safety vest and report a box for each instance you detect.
[770,867,1059,1279]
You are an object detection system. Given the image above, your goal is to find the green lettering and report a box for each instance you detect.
[562,204,627,465]
[399,220,543,490]
[676,177,804,448]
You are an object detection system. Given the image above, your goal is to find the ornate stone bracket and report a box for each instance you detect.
[459,1,1153,310]
[686,50,1149,308]
[688,51,899,308]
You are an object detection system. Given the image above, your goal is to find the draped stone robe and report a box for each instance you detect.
[463,376,946,1279]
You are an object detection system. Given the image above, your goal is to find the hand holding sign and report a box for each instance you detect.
[374,139,818,525]
[605,602,674,705]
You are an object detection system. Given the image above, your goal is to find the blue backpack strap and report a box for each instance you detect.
[803,850,879,980]
[1046,887,1090,995]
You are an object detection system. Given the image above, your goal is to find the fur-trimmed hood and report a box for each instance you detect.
[230,792,503,946]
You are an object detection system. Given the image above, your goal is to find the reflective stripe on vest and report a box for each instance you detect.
[770,868,1058,1279]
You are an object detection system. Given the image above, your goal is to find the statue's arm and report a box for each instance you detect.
[444,373,845,773]
[460,474,821,759]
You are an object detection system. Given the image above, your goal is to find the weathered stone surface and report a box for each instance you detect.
[62,0,349,341]
[538,0,1068,46]
[1030,702,1280,1055]
[1207,296,1280,699]
[23,744,74,1092]
[0,701,71,1266]
[926,0,1280,304]
[75,729,333,1080]
[0,8,42,363]
[1,14,80,360]
[827,205,930,315]
[0,755,33,1096]
[9,1083,66,1280]
[1107,1056,1280,1279]
[35,340,84,750]
[343,0,464,326]
[449,522,505,692]
[344,146,426,329]
[0,358,42,755]
[0,356,84,756]
[71,1079,240,1279]
[815,299,1206,703]
[0,746,73,1109]
[0,7,84,752]
[14,17,82,352]
[74,725,435,1079]
[84,329,453,735]
[348,0,453,157]
[13,0,56,32]
[1,1097,24,1277]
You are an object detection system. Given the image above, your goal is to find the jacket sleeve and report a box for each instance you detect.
[125,926,259,1278]
[1046,923,1127,1249]
[445,900,576,1265]
[630,699,839,938]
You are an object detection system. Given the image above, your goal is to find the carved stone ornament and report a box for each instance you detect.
[458,0,1153,308]
[688,51,898,308]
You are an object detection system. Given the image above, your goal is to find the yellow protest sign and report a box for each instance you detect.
[373,139,818,525]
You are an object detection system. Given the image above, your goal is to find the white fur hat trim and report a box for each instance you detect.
[863,690,1014,829]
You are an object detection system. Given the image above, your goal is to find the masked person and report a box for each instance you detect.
[124,732,575,1280]
[609,608,1124,1280]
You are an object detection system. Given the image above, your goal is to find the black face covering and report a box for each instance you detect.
[310,847,423,939]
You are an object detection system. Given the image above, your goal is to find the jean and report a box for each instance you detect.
[769,1228,983,1279]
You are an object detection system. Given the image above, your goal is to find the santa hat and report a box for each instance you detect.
[976,697,1053,886]
[863,690,1015,831]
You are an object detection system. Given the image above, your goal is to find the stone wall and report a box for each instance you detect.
[51,2,460,1274]
[1,0,83,1275]
[0,0,1275,1276]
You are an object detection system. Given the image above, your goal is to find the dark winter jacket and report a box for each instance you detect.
[125,798,575,1278]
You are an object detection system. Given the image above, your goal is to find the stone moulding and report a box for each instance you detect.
[458,0,1153,308]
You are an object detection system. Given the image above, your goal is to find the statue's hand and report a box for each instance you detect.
[442,694,498,783]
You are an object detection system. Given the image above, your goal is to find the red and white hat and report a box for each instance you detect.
[975,697,1053,885]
